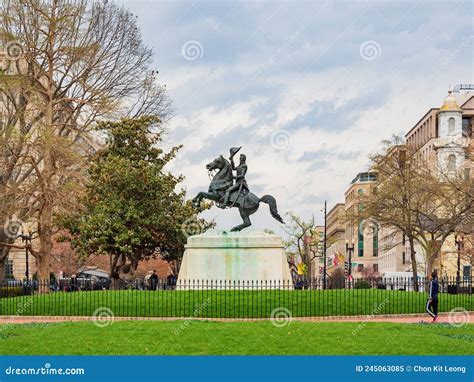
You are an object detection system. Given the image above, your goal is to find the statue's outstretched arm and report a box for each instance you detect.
[230,157,237,170]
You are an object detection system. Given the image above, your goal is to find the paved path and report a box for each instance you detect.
[0,312,472,324]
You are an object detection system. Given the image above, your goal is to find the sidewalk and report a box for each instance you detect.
[0,312,472,324]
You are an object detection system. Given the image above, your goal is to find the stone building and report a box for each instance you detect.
[377,87,474,278]
[324,203,346,275]
[344,171,379,277]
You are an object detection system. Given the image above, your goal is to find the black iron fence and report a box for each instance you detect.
[0,277,472,318]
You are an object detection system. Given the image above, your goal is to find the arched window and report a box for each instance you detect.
[447,154,456,172]
[448,117,455,135]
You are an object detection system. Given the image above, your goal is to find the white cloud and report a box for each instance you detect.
[123,0,473,232]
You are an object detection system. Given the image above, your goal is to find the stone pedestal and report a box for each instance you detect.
[177,231,293,288]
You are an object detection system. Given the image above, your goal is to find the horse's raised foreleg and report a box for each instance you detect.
[192,192,204,207]
[193,191,220,207]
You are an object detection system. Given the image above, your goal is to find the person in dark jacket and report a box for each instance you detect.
[149,270,159,291]
[426,270,439,322]
[166,272,177,290]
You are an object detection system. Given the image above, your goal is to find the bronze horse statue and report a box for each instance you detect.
[192,155,284,232]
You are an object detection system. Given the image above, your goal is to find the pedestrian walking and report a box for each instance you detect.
[426,270,439,323]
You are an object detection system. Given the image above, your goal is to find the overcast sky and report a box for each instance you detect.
[119,0,473,233]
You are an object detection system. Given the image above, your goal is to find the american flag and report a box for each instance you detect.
[333,252,345,266]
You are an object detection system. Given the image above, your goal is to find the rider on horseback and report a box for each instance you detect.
[193,148,284,231]
[223,147,249,206]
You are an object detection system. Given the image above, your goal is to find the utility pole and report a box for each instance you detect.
[323,200,327,290]
[455,235,464,290]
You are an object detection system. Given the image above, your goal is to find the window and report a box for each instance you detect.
[447,154,456,172]
[448,117,455,135]
[373,228,378,257]
[373,264,378,272]
[463,265,472,281]
[462,118,471,138]
[358,221,364,257]
[4,259,13,278]
[357,264,364,272]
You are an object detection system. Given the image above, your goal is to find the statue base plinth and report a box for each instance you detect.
[177,231,293,289]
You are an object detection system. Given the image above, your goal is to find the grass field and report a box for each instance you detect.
[1,289,472,318]
[1,320,473,355]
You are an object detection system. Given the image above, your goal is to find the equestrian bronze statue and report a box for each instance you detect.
[192,147,284,232]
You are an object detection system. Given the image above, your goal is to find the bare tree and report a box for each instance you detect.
[356,136,473,290]
[351,138,423,290]
[0,0,171,283]
[413,167,474,279]
[283,212,321,278]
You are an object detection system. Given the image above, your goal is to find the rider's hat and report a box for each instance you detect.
[229,146,242,157]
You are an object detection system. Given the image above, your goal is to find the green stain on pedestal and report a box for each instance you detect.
[177,230,293,287]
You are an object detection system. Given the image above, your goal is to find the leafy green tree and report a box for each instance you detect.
[63,116,211,286]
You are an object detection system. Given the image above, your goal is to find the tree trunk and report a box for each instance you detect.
[110,276,121,290]
[0,230,12,280]
[37,197,53,282]
[36,129,54,289]
[36,253,50,293]
[424,239,442,293]
[109,254,122,290]
[0,256,6,280]
[408,236,419,291]
[426,239,442,278]
[34,0,57,294]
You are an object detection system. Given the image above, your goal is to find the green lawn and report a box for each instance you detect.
[1,320,473,355]
[1,289,472,318]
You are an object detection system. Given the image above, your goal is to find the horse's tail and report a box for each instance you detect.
[259,195,285,224]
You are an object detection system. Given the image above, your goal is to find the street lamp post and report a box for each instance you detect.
[455,234,464,289]
[322,201,327,290]
[345,239,354,277]
[20,229,35,280]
